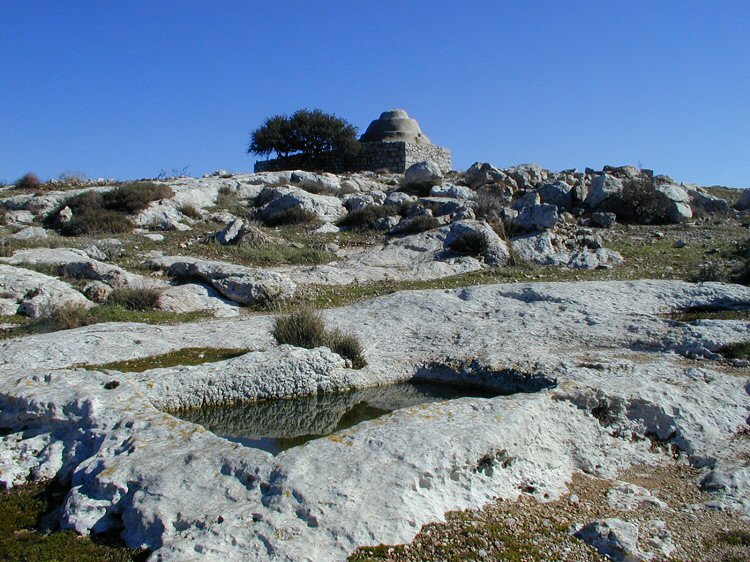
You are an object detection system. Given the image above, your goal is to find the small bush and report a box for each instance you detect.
[107,287,162,311]
[273,308,327,349]
[448,230,489,256]
[102,181,174,213]
[394,215,440,234]
[326,328,367,368]
[337,205,398,230]
[262,207,319,227]
[474,188,509,222]
[179,203,202,219]
[719,341,750,360]
[45,302,93,330]
[14,172,41,190]
[732,239,750,285]
[60,209,132,236]
[296,183,340,196]
[690,262,724,283]
[273,308,366,368]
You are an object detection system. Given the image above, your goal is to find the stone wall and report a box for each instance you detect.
[254,142,452,174]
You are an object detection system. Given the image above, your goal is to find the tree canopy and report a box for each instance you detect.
[248,109,360,170]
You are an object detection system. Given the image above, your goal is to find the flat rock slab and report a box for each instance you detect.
[0,280,749,561]
[148,256,297,305]
[0,263,93,318]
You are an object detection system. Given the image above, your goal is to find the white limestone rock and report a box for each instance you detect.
[385,191,417,207]
[0,264,93,318]
[430,184,475,200]
[4,226,48,241]
[586,174,624,209]
[404,160,443,189]
[2,209,35,226]
[159,283,241,317]
[2,247,158,289]
[290,170,341,193]
[464,162,508,189]
[686,185,729,214]
[511,231,623,269]
[513,203,559,232]
[150,256,296,305]
[255,186,345,223]
[538,181,573,209]
[574,518,645,561]
[655,184,693,223]
[1,281,750,560]
[607,481,668,511]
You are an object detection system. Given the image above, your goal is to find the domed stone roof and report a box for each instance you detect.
[360,109,432,145]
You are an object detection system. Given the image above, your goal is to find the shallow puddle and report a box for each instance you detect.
[173,382,500,454]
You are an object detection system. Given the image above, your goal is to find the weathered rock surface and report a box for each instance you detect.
[255,186,345,223]
[511,231,623,269]
[574,518,645,561]
[149,256,297,305]
[1,247,158,289]
[0,264,93,318]
[404,160,443,190]
[1,280,749,561]
[586,174,624,209]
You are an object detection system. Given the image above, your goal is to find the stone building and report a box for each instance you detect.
[254,109,452,173]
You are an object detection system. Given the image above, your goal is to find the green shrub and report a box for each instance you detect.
[273,308,366,368]
[107,287,162,311]
[326,328,367,368]
[102,181,174,213]
[394,215,440,234]
[732,239,750,285]
[295,183,340,196]
[690,262,724,283]
[262,207,319,227]
[273,308,327,349]
[448,230,489,256]
[14,172,41,190]
[719,341,750,360]
[60,209,133,236]
[337,205,398,230]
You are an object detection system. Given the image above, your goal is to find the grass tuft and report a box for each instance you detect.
[448,230,489,257]
[106,287,162,311]
[272,308,366,368]
[262,207,319,227]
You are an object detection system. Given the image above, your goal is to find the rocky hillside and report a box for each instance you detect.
[0,162,749,561]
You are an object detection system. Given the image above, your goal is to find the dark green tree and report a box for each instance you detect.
[248,109,360,170]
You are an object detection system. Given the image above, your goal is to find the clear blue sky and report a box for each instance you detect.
[1,1,748,187]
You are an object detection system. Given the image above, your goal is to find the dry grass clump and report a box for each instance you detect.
[14,172,42,191]
[326,328,367,369]
[273,307,327,349]
[179,203,202,219]
[44,302,94,331]
[394,215,440,235]
[337,205,399,230]
[273,307,366,368]
[107,287,162,311]
[262,207,319,227]
[448,230,489,257]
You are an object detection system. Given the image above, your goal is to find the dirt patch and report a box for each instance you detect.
[350,462,750,561]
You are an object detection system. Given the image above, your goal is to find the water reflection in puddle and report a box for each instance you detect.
[173,382,499,454]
